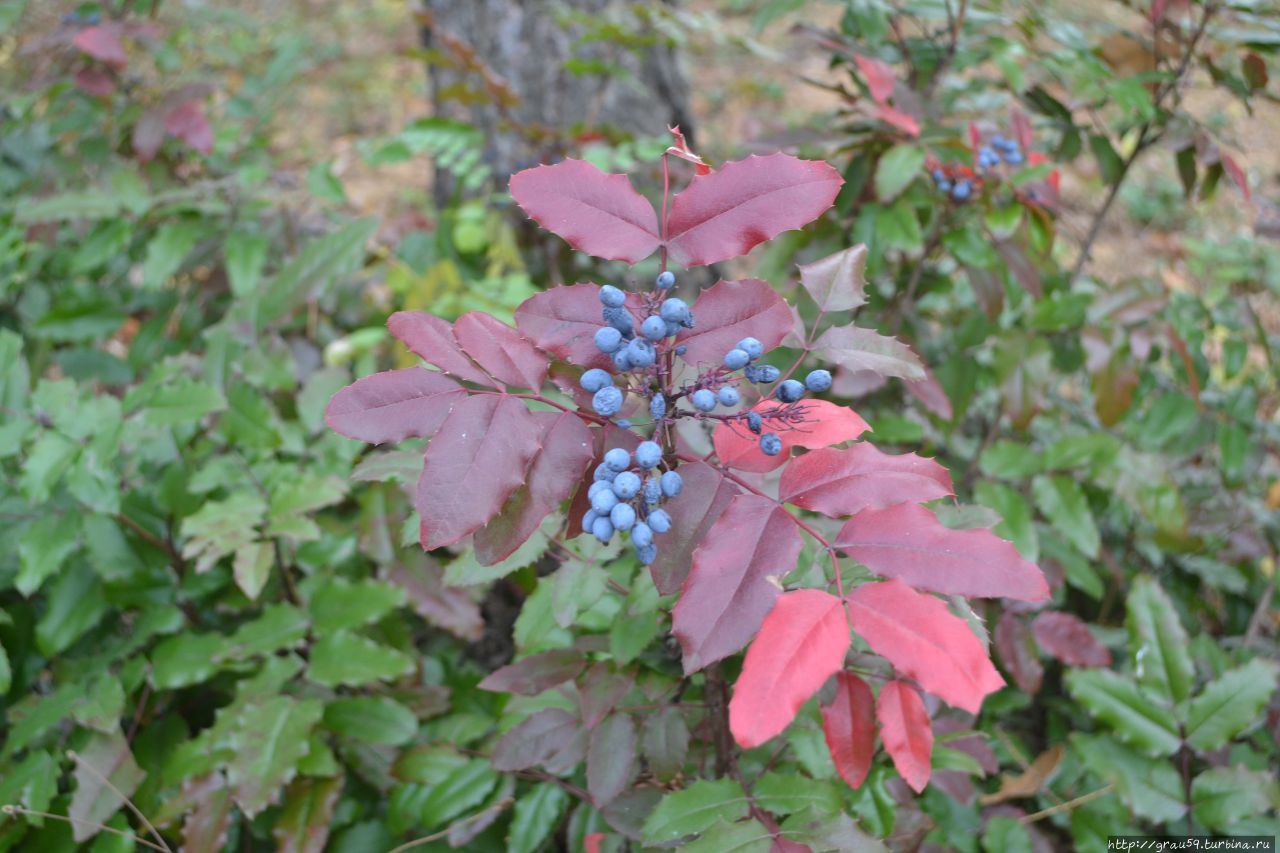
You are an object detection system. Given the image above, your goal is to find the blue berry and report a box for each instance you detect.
[991,134,1013,151]
[588,481,612,501]
[717,386,740,407]
[636,441,662,469]
[674,345,687,356]
[931,168,947,185]
[682,311,695,330]
[659,298,689,325]
[724,349,751,370]
[580,368,613,393]
[635,543,658,565]
[594,326,623,354]
[599,285,626,308]
[746,411,763,434]
[602,306,634,337]
[952,180,972,201]
[610,502,637,531]
[613,471,642,500]
[615,419,632,428]
[632,522,653,548]
[660,470,683,498]
[804,369,832,393]
[627,338,656,369]
[604,448,631,472]
[582,509,598,531]
[611,349,633,371]
[736,337,763,360]
[643,476,662,505]
[776,379,805,403]
[591,488,618,514]
[641,315,668,341]
[593,464,617,482]
[746,364,780,384]
[937,179,952,193]
[655,271,676,290]
[1003,150,1024,166]
[592,516,615,543]
[649,393,666,420]
[664,320,682,338]
[691,389,717,412]
[648,509,672,534]
[760,433,783,456]
[593,386,623,417]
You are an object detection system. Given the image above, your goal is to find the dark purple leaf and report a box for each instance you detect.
[579,663,635,729]
[648,460,739,594]
[779,444,953,518]
[515,284,617,371]
[1031,612,1112,668]
[492,708,585,774]
[325,368,465,445]
[674,278,794,368]
[387,311,493,385]
[164,100,212,155]
[641,707,689,782]
[587,713,637,807]
[994,612,1043,695]
[478,649,587,696]
[453,311,548,390]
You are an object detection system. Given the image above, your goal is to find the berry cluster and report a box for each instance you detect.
[930,133,1026,203]
[576,272,841,563]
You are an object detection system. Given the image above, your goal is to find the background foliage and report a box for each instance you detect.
[1,0,1277,851]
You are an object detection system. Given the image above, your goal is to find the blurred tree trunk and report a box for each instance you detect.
[418,0,693,202]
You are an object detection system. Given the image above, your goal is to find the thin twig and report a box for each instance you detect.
[386,798,514,853]
[1018,784,1115,824]
[67,750,172,853]
[1,805,169,852]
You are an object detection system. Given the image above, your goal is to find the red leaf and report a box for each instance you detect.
[875,105,920,138]
[474,411,594,565]
[585,833,606,853]
[968,122,982,150]
[417,394,542,550]
[714,399,871,473]
[387,311,493,385]
[994,611,1043,695]
[666,125,711,175]
[587,714,637,806]
[834,502,1049,601]
[854,54,896,104]
[1222,153,1251,203]
[822,672,876,789]
[904,371,953,420]
[1031,612,1112,668]
[728,589,851,749]
[133,107,166,163]
[164,100,213,155]
[673,494,805,673]
[876,680,933,793]
[478,648,586,695]
[453,311,548,390]
[515,283,617,371]
[74,68,115,97]
[509,160,660,264]
[649,461,739,594]
[674,278,793,368]
[779,444,954,518]
[846,579,1005,714]
[73,25,127,67]
[1011,106,1034,151]
[665,154,843,267]
[325,368,466,445]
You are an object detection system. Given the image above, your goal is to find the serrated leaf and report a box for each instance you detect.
[1183,658,1279,751]
[452,311,548,390]
[143,379,225,426]
[587,713,637,807]
[641,778,750,844]
[714,399,870,474]
[680,818,773,852]
[1074,734,1185,823]
[421,759,499,828]
[1065,669,1181,756]
[324,696,417,745]
[798,244,868,313]
[233,541,274,600]
[673,278,795,367]
[324,367,466,445]
[642,707,690,783]
[306,630,414,687]
[752,772,842,816]
[228,697,324,817]
[822,671,875,789]
[387,310,493,385]
[272,775,342,853]
[814,324,925,381]
[309,578,407,635]
[491,708,585,774]
[478,649,587,696]
[877,680,932,793]
[648,461,739,594]
[1031,474,1100,558]
[150,632,228,689]
[508,782,569,853]
[780,443,953,518]
[514,283,618,371]
[1191,766,1275,831]
[68,732,146,843]
[1125,576,1195,705]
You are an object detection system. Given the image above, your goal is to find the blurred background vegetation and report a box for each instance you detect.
[0,0,1277,850]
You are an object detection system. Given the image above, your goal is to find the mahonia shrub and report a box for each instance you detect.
[326,130,1050,846]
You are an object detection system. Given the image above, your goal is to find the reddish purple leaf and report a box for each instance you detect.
[846,579,1005,714]
[876,105,921,138]
[877,680,932,793]
[729,589,851,749]
[822,672,876,789]
[325,368,465,445]
[641,707,689,782]
[834,502,1049,601]
[994,611,1044,695]
[1222,153,1251,203]
[579,663,635,729]
[714,399,871,474]
[387,557,483,642]
[74,68,115,97]
[904,371,953,420]
[648,461,739,594]
[779,444,954,518]
[1031,612,1112,668]
[474,411,594,565]
[797,245,868,314]
[133,106,167,162]
[387,311,493,385]
[73,25,127,67]
[854,54,896,104]
[515,284,618,371]
[509,160,660,264]
[674,278,794,368]
[587,713,637,807]
[665,154,843,267]
[492,708,586,774]
[417,394,541,550]
[164,100,213,154]
[478,649,586,696]
[453,311,548,390]
[673,494,805,674]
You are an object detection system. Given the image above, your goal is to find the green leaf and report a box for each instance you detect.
[752,772,842,816]
[641,779,750,844]
[68,732,147,843]
[225,231,270,298]
[974,481,1038,560]
[272,775,342,852]
[310,577,406,635]
[682,818,773,852]
[1072,734,1185,824]
[225,604,309,660]
[232,541,275,600]
[141,221,202,290]
[16,512,80,596]
[982,815,1032,853]
[0,639,10,696]
[1217,421,1248,485]
[1183,659,1279,751]
[324,696,418,746]
[306,630,415,687]
[1088,134,1124,185]
[227,697,324,817]
[1191,766,1276,831]
[1031,475,1099,558]
[37,565,107,656]
[150,632,229,690]
[874,145,925,201]
[1125,576,1195,705]
[20,432,78,503]
[978,441,1043,480]
[420,759,498,828]
[610,567,661,665]
[142,379,225,426]
[507,782,568,853]
[0,751,56,820]
[219,383,281,451]
[1065,669,1181,755]
[444,530,550,587]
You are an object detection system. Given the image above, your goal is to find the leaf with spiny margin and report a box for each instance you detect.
[491,708,586,775]
[673,278,793,367]
[272,775,342,853]
[1072,733,1185,823]
[323,696,417,745]
[387,311,493,385]
[877,680,932,793]
[1065,669,1181,756]
[306,630,414,687]
[68,732,147,842]
[478,649,587,696]
[587,713,637,807]
[752,772,843,816]
[1032,474,1100,558]
[641,778,750,844]
[649,461,739,595]
[673,493,804,673]
[643,707,690,783]
[508,783,569,853]
[421,759,499,828]
[679,819,773,853]
[1125,576,1194,705]
[814,324,925,381]
[714,399,871,473]
[325,367,465,445]
[1191,766,1276,831]
[1183,658,1279,751]
[452,311,548,390]
[779,443,953,517]
[309,578,406,635]
[227,696,324,818]
[514,283,618,370]
[798,244,869,313]
[822,672,876,789]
